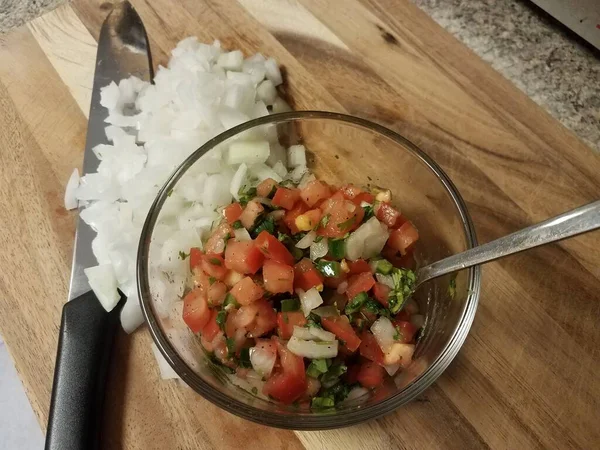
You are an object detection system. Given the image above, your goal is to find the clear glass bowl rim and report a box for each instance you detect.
[137,110,481,430]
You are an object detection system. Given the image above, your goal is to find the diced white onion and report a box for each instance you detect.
[296,230,316,249]
[230,163,248,200]
[120,292,145,333]
[346,217,389,260]
[234,228,252,241]
[249,163,282,182]
[287,336,338,359]
[64,168,80,210]
[264,57,283,86]
[256,79,277,105]
[336,281,348,294]
[250,346,276,377]
[287,145,306,168]
[375,273,394,289]
[84,264,120,312]
[344,386,369,404]
[298,287,323,316]
[384,363,401,376]
[292,326,315,340]
[227,141,270,165]
[310,238,328,260]
[371,317,396,353]
[309,327,336,342]
[268,210,286,220]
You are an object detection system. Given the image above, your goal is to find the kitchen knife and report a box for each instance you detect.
[45,3,153,449]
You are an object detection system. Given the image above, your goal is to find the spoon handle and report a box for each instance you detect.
[417,200,600,285]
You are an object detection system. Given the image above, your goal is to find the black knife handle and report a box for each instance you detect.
[45,290,124,450]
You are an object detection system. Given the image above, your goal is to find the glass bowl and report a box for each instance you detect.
[137,111,481,429]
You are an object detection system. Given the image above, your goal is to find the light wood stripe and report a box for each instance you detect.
[27,3,96,117]
[0,0,598,448]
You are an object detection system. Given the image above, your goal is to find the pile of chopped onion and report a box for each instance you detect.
[64,37,299,337]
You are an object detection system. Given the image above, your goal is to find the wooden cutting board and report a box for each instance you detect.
[0,0,598,448]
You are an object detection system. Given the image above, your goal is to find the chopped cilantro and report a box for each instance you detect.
[208,257,222,266]
[178,250,189,260]
[314,235,324,243]
[277,231,291,242]
[238,347,252,368]
[388,268,416,314]
[208,276,216,285]
[362,204,374,220]
[232,220,243,229]
[305,312,323,329]
[238,186,257,206]
[318,214,331,228]
[167,188,174,197]
[223,293,239,308]
[320,362,347,387]
[252,215,276,236]
[216,310,227,331]
[225,338,236,357]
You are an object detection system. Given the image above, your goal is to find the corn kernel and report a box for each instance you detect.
[315,284,324,292]
[340,259,350,273]
[295,214,313,231]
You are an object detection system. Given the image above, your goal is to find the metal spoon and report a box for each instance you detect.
[413,200,600,292]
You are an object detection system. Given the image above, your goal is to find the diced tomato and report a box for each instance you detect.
[200,309,221,341]
[293,258,324,291]
[323,273,347,289]
[223,203,243,225]
[247,299,277,337]
[340,185,375,205]
[263,260,294,294]
[189,247,203,271]
[375,202,401,228]
[272,187,300,210]
[255,231,294,266]
[387,222,419,255]
[225,308,238,338]
[263,343,307,404]
[359,331,385,365]
[372,282,390,308]
[395,310,412,322]
[205,223,233,254]
[276,311,307,339]
[207,280,227,306]
[182,289,210,333]
[239,200,265,229]
[357,362,385,388]
[359,307,378,325]
[224,240,264,274]
[345,364,361,385]
[255,338,278,357]
[300,180,331,207]
[200,253,228,280]
[347,259,371,275]
[192,270,211,293]
[283,201,309,234]
[257,178,278,198]
[317,197,364,238]
[391,320,417,344]
[321,315,361,352]
[230,276,264,305]
[345,272,376,300]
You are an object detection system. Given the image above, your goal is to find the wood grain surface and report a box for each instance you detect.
[0,1,598,448]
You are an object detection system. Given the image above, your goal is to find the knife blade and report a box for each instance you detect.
[45,3,153,450]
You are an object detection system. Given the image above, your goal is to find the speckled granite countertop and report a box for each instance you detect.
[1,0,598,151]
